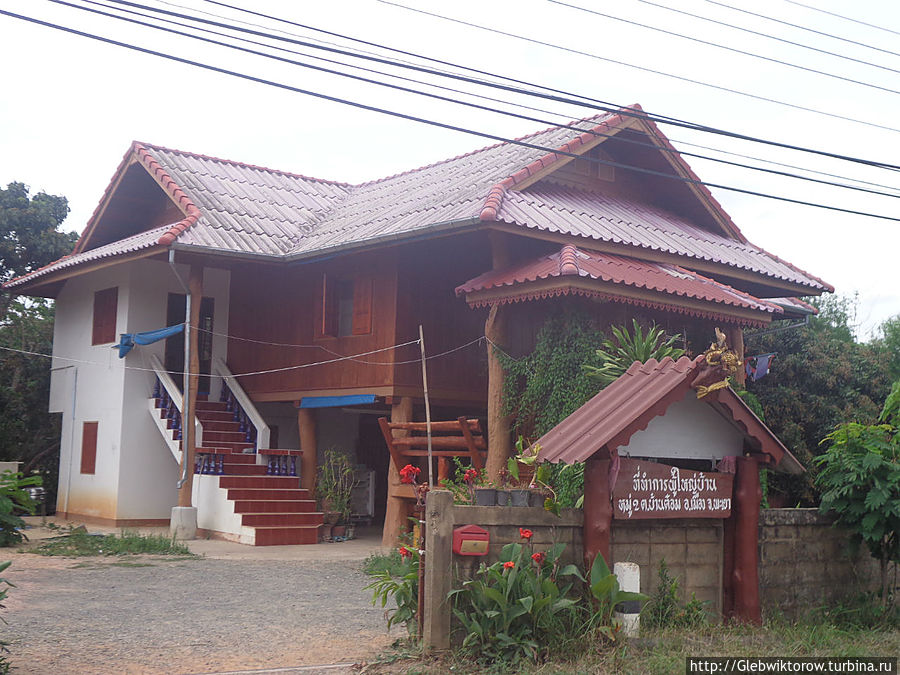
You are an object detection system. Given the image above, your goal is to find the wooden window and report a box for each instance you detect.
[315,273,373,338]
[92,287,118,345]
[80,421,98,474]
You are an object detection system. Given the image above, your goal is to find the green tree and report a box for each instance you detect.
[0,182,76,507]
[815,382,900,606]
[745,294,893,505]
[876,314,900,382]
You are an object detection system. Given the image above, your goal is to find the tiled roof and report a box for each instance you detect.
[6,108,830,294]
[455,244,783,323]
[535,356,802,473]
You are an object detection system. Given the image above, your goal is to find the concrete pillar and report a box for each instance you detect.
[297,407,317,493]
[485,304,511,481]
[731,455,762,624]
[170,505,197,540]
[423,489,454,651]
[382,396,413,547]
[614,561,641,637]
[178,264,203,510]
[583,456,612,573]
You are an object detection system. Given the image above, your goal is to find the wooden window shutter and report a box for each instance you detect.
[352,277,374,335]
[314,273,338,338]
[80,421,98,474]
[92,287,118,345]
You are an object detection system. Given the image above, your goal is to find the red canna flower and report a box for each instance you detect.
[399,464,420,484]
[503,561,515,569]
[519,528,533,541]
[463,468,479,484]
[398,546,412,559]
[531,551,546,565]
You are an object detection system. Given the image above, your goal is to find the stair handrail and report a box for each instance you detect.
[148,353,203,449]
[213,356,270,451]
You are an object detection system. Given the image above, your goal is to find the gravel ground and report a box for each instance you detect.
[3,551,400,674]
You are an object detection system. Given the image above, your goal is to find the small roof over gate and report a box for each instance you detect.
[536,355,803,474]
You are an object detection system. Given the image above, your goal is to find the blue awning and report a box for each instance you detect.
[116,323,184,358]
[299,394,377,409]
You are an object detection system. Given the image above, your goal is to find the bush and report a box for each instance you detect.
[643,559,708,629]
[0,472,40,546]
[366,544,420,635]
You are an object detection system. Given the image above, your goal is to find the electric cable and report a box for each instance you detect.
[58,0,900,201]
[548,0,900,95]
[5,6,900,225]
[633,0,900,69]
[780,0,900,39]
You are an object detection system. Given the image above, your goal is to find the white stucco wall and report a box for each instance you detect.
[619,392,744,462]
[51,258,231,521]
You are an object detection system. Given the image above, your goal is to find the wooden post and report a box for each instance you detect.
[382,396,413,547]
[298,407,317,493]
[485,304,511,481]
[178,264,202,507]
[731,455,762,624]
[728,326,746,387]
[582,456,612,572]
[423,489,453,651]
[485,231,513,482]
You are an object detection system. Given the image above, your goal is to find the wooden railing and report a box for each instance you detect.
[148,353,203,460]
[213,357,270,452]
[378,417,486,483]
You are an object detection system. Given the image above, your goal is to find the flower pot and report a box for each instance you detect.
[332,524,347,539]
[319,523,333,543]
[509,489,530,507]
[345,524,356,540]
[495,490,510,506]
[528,490,547,508]
[474,487,497,506]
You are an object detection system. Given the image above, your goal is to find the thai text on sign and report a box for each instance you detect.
[612,458,733,519]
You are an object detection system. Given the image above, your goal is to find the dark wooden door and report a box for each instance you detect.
[165,293,215,395]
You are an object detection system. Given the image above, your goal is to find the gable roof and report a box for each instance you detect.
[536,355,803,474]
[6,107,830,295]
[456,244,784,326]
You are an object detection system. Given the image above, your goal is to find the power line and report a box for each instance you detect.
[6,6,900,224]
[59,0,900,201]
[702,0,900,60]
[548,0,900,96]
[780,0,900,39]
[634,0,900,71]
[380,0,900,139]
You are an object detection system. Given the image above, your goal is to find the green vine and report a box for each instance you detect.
[498,308,604,441]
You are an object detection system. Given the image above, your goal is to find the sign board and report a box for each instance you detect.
[613,458,733,519]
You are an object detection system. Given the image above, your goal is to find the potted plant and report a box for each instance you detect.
[507,438,541,506]
[316,448,354,540]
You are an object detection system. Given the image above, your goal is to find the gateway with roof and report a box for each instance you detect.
[6,106,830,545]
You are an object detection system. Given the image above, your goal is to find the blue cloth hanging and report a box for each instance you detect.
[117,323,184,358]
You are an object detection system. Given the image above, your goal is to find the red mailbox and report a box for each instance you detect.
[453,524,490,556]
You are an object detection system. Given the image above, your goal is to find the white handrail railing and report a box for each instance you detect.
[213,356,270,451]
[148,353,203,449]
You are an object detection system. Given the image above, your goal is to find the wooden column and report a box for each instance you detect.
[485,304,511,481]
[178,264,203,507]
[298,407,317,493]
[730,455,762,624]
[423,489,454,651]
[582,456,612,572]
[382,396,413,547]
[728,326,746,387]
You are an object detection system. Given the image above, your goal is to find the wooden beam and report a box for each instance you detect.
[297,408,317,493]
[583,456,612,572]
[178,264,203,507]
[382,396,413,547]
[485,304,512,481]
[728,326,746,387]
[730,456,762,624]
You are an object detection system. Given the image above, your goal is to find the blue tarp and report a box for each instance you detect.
[299,394,377,409]
[117,323,184,358]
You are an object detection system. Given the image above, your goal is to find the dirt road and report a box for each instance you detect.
[3,525,400,674]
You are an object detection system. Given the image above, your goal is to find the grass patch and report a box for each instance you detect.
[363,550,406,578]
[34,527,195,558]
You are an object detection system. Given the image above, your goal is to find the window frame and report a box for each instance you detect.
[92,287,118,345]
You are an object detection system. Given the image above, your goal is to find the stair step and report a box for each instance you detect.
[253,525,321,546]
[241,512,323,527]
[200,420,244,432]
[196,410,237,423]
[219,476,300,489]
[232,499,317,513]
[195,401,228,412]
[203,430,250,443]
[226,488,309,501]
[222,463,268,476]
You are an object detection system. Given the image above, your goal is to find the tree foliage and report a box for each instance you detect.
[0,182,76,507]
[745,294,893,505]
[815,382,900,606]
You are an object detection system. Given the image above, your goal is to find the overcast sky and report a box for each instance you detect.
[1,0,898,338]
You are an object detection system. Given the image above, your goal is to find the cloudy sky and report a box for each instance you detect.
[1,0,898,337]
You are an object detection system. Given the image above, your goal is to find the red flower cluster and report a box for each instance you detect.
[463,468,479,484]
[398,546,412,559]
[399,464,420,484]
[531,552,546,566]
[502,561,515,569]
[519,528,533,541]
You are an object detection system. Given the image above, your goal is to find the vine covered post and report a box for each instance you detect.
[485,303,511,481]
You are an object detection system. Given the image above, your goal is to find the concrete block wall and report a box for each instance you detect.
[758,509,880,617]
[612,519,723,615]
